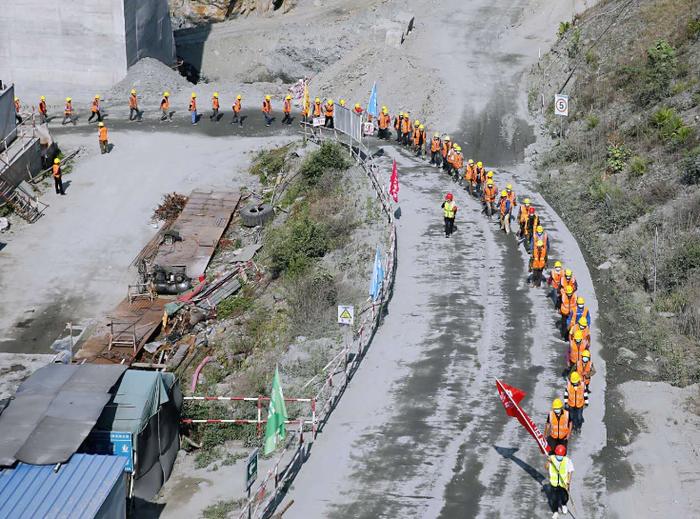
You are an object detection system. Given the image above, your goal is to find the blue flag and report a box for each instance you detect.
[369,246,384,301]
[367,82,378,117]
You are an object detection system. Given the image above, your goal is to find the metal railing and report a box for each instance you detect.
[233,119,398,519]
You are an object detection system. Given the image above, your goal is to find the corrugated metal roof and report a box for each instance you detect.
[0,454,126,519]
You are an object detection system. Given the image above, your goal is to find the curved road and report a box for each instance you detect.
[282,0,606,516]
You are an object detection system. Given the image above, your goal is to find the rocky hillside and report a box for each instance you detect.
[529,0,700,385]
[169,0,292,28]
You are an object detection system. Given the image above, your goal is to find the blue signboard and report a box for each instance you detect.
[84,431,134,473]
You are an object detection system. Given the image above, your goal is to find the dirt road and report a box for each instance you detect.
[281,0,606,517]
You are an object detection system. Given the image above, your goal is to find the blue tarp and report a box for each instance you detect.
[0,454,126,519]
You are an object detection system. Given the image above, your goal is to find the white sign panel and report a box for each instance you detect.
[554,94,569,117]
[337,305,354,325]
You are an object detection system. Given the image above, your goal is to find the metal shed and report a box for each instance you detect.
[0,454,126,519]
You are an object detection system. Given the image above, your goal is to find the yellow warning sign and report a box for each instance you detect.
[337,305,354,325]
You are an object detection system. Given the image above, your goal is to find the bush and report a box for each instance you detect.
[586,114,599,130]
[300,142,351,184]
[585,49,598,67]
[567,27,581,58]
[250,145,290,183]
[285,268,338,336]
[658,237,700,292]
[268,210,331,277]
[629,156,647,177]
[650,107,695,148]
[639,40,677,105]
[606,143,630,174]
[687,17,700,41]
[558,21,571,38]
[681,148,700,184]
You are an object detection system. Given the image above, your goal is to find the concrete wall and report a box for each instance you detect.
[0,0,174,92]
[124,0,175,68]
[0,139,42,192]
[0,85,17,148]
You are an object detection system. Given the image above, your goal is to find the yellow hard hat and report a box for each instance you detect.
[40,96,46,101]
[552,398,563,410]
[487,179,494,186]
[501,190,508,197]
[506,183,513,190]
[570,372,581,384]
[565,269,573,277]
[191,92,197,98]
[577,297,585,305]
[163,92,170,97]
[468,159,474,164]
[285,95,291,100]
[98,122,104,127]
[574,330,583,341]
[444,135,451,141]
[14,97,19,101]
[477,161,483,168]
[94,95,100,99]
[536,240,544,247]
[354,103,361,109]
[579,317,588,327]
[434,132,440,137]
[524,198,531,205]
[565,285,574,295]
[66,97,72,102]
[381,105,387,110]
[130,89,136,94]
[382,107,388,114]
[265,95,271,100]
[414,120,420,125]
[486,171,494,178]
[536,225,544,233]
[237,95,242,100]
[454,145,461,151]
[328,99,334,105]
[554,260,562,268]
[315,97,321,103]
[582,350,591,359]
[339,99,345,106]
[53,158,60,164]
[213,92,219,97]
[419,124,425,129]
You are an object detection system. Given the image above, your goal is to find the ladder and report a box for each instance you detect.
[0,178,46,223]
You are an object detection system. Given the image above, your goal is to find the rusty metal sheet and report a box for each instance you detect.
[75,298,168,364]
[152,190,241,278]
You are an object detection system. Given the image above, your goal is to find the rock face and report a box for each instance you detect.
[169,0,291,28]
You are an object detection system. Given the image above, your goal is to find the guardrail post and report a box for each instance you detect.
[311,398,317,439]
[256,396,262,436]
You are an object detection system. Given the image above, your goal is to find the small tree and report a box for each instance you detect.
[639,40,677,105]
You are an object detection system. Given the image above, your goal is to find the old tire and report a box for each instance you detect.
[241,203,274,227]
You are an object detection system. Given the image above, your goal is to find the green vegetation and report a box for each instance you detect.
[639,39,677,105]
[250,145,291,183]
[650,107,694,148]
[558,21,571,38]
[299,141,351,183]
[681,147,700,184]
[629,156,647,177]
[585,114,599,130]
[567,27,581,58]
[202,499,245,519]
[217,287,255,319]
[606,143,630,174]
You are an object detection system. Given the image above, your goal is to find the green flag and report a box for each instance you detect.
[263,366,288,455]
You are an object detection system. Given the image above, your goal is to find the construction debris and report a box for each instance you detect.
[153,192,188,222]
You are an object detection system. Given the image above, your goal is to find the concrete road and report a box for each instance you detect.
[282,0,606,517]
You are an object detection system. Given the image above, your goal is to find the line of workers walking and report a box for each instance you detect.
[17,88,592,515]
[429,125,595,518]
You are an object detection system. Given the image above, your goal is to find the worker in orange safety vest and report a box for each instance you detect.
[378,106,391,139]
[262,95,273,127]
[482,178,498,218]
[324,99,334,128]
[98,122,109,154]
[231,95,242,126]
[430,133,442,167]
[282,95,293,125]
[564,371,587,433]
[210,92,220,122]
[88,95,102,123]
[518,198,531,237]
[160,92,171,121]
[560,285,577,340]
[544,398,571,452]
[128,89,142,121]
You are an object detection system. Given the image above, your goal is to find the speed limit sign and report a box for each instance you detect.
[554,94,569,117]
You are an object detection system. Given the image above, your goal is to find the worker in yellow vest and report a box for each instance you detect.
[546,444,574,518]
[441,193,458,237]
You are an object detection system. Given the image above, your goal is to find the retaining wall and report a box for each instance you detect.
[0,0,174,91]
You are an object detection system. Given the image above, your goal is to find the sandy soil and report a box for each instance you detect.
[607,381,700,518]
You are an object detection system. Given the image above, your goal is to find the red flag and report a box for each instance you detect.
[389,159,399,203]
[496,379,550,455]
